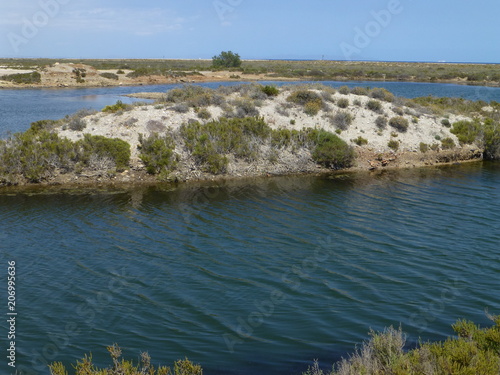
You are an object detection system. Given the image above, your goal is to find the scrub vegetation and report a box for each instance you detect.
[1,83,499,186]
[48,318,500,375]
[48,344,202,375]
[4,58,500,85]
[303,316,500,375]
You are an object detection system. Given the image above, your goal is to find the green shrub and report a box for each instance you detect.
[388,139,399,151]
[350,86,369,96]
[102,100,129,113]
[180,117,269,174]
[68,118,86,131]
[441,118,451,127]
[370,88,395,102]
[100,72,119,80]
[116,69,125,74]
[231,98,259,118]
[261,85,280,96]
[304,98,323,116]
[352,136,368,146]
[138,133,177,175]
[419,142,429,153]
[212,50,241,68]
[441,137,456,149]
[197,108,212,120]
[332,111,354,130]
[483,118,500,159]
[0,130,76,182]
[375,116,387,130]
[451,119,481,144]
[49,344,202,375]
[307,129,355,169]
[366,100,382,113]
[287,90,321,105]
[312,317,500,375]
[338,86,350,95]
[171,103,190,113]
[337,98,349,108]
[389,116,409,132]
[392,107,404,116]
[79,134,130,171]
[1,71,41,84]
[29,119,60,133]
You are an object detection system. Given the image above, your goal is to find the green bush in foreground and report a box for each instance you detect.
[79,134,131,171]
[49,344,202,375]
[450,119,482,144]
[307,129,355,169]
[304,316,500,375]
[138,133,178,175]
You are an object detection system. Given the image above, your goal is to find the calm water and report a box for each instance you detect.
[1,163,499,375]
[1,82,500,374]
[2,80,500,137]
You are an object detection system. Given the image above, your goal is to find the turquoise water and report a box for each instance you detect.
[1,163,499,375]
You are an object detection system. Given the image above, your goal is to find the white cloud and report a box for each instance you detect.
[54,7,189,36]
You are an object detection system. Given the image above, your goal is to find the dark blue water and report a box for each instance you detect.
[1,82,500,375]
[2,81,500,137]
[1,163,499,375]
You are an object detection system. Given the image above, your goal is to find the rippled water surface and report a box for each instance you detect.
[1,163,499,375]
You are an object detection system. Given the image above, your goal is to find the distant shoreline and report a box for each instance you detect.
[1,59,499,89]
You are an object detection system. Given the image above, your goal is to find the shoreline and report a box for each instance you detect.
[1,75,499,90]
[0,151,485,195]
[1,83,496,192]
[2,59,500,89]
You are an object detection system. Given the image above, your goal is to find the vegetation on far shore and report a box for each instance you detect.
[48,317,500,375]
[2,58,500,85]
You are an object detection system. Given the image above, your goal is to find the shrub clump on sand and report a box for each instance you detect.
[287,89,324,116]
[366,100,383,113]
[102,100,130,113]
[389,116,409,132]
[180,117,270,174]
[331,111,354,130]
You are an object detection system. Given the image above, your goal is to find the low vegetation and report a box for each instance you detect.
[303,316,500,375]
[0,127,130,184]
[389,116,410,132]
[1,71,41,84]
[49,344,202,375]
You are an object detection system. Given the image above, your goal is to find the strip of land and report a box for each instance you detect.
[1,59,500,88]
[1,83,498,188]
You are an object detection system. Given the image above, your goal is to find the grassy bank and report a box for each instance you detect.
[1,58,500,85]
[48,317,500,375]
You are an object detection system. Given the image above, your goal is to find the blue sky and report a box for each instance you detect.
[1,0,499,63]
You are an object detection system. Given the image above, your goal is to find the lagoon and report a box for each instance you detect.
[0,81,499,375]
